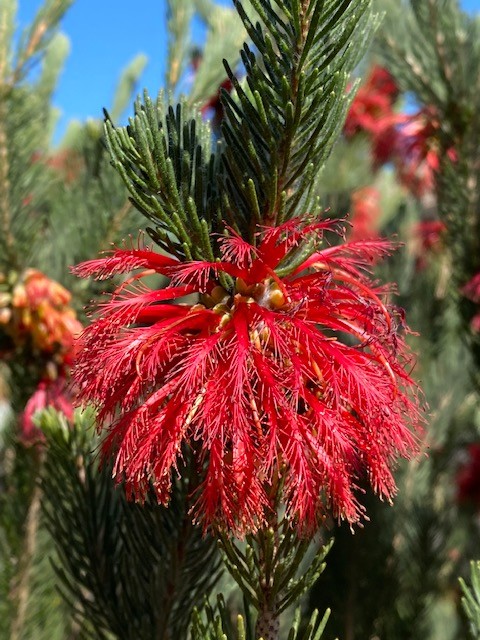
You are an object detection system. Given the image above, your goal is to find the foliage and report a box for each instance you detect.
[305,2,480,637]
[460,561,480,639]
[104,0,378,256]
[38,408,221,640]
[220,0,377,236]
[191,596,332,640]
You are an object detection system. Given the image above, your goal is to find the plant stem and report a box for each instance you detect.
[0,103,15,261]
[9,451,44,640]
[253,502,282,640]
[255,606,280,640]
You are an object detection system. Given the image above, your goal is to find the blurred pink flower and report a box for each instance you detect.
[344,66,401,167]
[457,444,480,507]
[349,187,381,242]
[395,108,456,197]
[21,377,74,445]
[411,220,446,270]
[462,273,480,332]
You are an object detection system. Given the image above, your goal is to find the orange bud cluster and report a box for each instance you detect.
[0,269,82,364]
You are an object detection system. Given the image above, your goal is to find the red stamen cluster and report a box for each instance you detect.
[394,108,442,196]
[73,218,422,535]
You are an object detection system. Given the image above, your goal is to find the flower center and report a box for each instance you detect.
[201,277,286,312]
[196,277,288,332]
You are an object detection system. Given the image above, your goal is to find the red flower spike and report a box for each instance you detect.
[73,218,423,536]
[463,273,480,304]
[411,219,446,270]
[394,107,457,197]
[344,66,399,139]
[21,376,74,445]
[349,187,381,242]
[344,65,402,167]
[457,444,480,507]
[463,272,480,332]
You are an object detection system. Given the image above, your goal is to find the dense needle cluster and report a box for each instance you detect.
[73,218,422,535]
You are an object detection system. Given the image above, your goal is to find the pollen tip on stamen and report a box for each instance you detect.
[218,312,231,329]
[211,285,229,304]
[269,288,286,309]
[235,277,249,295]
[190,303,206,313]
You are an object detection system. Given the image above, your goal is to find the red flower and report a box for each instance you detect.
[348,187,381,242]
[457,444,480,507]
[73,219,422,535]
[200,78,234,132]
[462,273,480,332]
[21,376,74,445]
[344,67,399,138]
[395,107,457,197]
[411,219,446,270]
[344,66,401,167]
[32,149,82,183]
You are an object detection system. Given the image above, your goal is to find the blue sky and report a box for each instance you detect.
[17,0,480,145]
